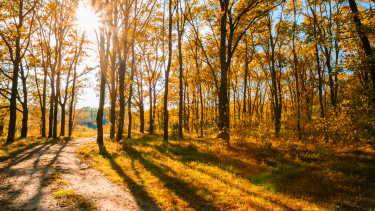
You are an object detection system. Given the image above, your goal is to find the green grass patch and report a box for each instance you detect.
[57,180,70,186]
[53,189,95,210]
[76,133,332,210]
[0,136,61,157]
[54,189,76,198]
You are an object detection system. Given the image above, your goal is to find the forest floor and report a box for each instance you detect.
[1,132,375,211]
[0,136,161,211]
[76,131,375,211]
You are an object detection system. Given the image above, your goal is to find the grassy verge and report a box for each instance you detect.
[0,129,97,158]
[75,132,375,211]
[0,136,61,157]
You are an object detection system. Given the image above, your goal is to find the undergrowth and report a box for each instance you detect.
[0,137,60,157]
[0,128,97,158]
[75,131,375,210]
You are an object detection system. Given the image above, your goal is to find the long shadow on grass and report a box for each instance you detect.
[121,144,222,211]
[0,138,62,169]
[100,149,162,211]
[153,144,297,210]
[248,151,375,210]
[153,143,258,178]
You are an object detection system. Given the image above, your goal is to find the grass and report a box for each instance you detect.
[0,136,62,157]
[0,128,97,158]
[50,172,95,211]
[74,131,375,211]
[54,189,76,198]
[53,189,95,210]
[49,171,62,180]
[57,180,70,186]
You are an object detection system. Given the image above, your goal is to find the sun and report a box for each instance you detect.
[76,5,99,33]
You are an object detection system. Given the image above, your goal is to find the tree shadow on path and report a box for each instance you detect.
[100,148,162,211]
[118,144,222,211]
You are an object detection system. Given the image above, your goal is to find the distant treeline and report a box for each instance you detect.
[77,107,109,130]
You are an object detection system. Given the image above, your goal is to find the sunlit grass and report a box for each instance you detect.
[54,189,76,199]
[0,127,97,157]
[0,136,60,157]
[73,130,374,210]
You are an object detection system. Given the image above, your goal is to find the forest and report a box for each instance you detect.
[0,0,375,210]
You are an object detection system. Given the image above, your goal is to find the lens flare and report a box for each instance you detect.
[76,5,99,32]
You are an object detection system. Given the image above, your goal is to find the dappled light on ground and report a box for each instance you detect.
[74,131,374,210]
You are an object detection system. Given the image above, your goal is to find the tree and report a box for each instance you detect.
[187,0,282,145]
[348,0,375,99]
[0,0,38,144]
[163,0,173,142]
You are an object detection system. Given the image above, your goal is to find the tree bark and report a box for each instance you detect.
[128,42,136,139]
[20,64,28,138]
[177,7,183,139]
[116,6,130,142]
[292,0,301,139]
[243,38,248,120]
[110,46,117,139]
[6,40,21,144]
[48,76,55,138]
[163,0,173,142]
[97,26,107,153]
[69,68,76,136]
[53,69,60,138]
[199,84,203,138]
[348,0,375,97]
[217,1,230,145]
[60,104,65,136]
[149,82,154,134]
[140,100,145,133]
[0,120,3,136]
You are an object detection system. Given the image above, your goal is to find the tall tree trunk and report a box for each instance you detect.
[218,4,230,145]
[243,38,248,121]
[54,36,62,139]
[348,0,375,98]
[0,120,4,136]
[311,6,325,118]
[6,46,21,144]
[53,70,60,138]
[149,82,153,134]
[60,104,65,136]
[153,86,156,131]
[48,76,55,138]
[177,9,183,139]
[110,47,117,139]
[19,64,28,138]
[292,0,301,139]
[199,84,203,138]
[186,83,190,132]
[139,69,145,134]
[315,44,325,118]
[128,0,138,138]
[128,42,135,139]
[41,68,47,137]
[97,26,106,153]
[163,0,172,142]
[117,58,126,141]
[268,20,282,135]
[324,46,336,109]
[109,6,118,139]
[69,69,76,136]
[140,100,145,133]
[116,7,130,142]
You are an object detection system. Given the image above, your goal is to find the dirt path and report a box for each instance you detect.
[0,137,161,211]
